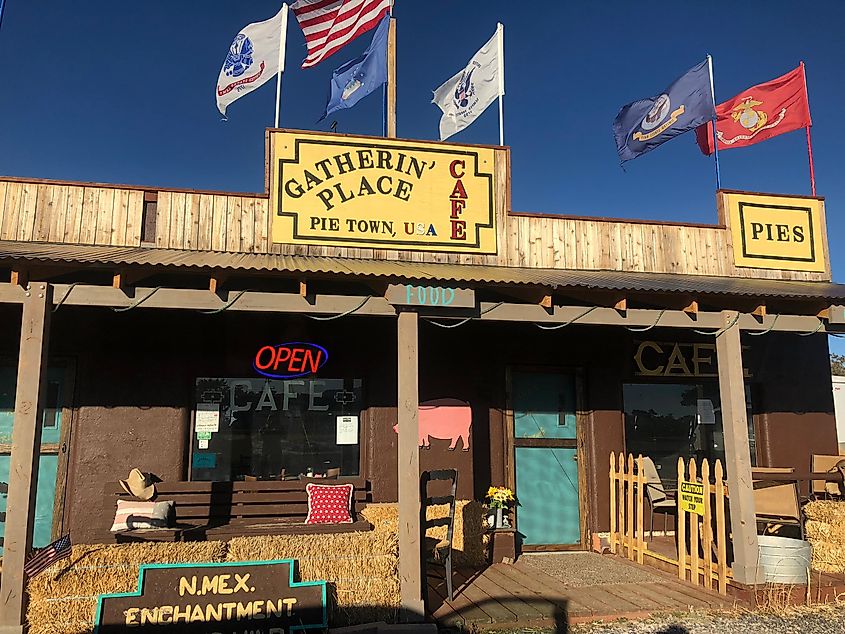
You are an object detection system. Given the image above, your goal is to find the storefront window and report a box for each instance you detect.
[623,383,755,481]
[192,377,363,481]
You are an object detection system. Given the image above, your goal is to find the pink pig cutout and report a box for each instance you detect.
[392,398,471,451]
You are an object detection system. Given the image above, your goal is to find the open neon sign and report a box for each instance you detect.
[253,342,329,379]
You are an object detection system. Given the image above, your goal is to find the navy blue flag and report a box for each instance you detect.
[319,15,389,122]
[613,60,715,163]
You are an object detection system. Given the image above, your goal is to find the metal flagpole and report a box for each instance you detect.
[707,54,722,190]
[800,61,816,196]
[497,22,505,146]
[0,0,7,32]
[274,3,289,129]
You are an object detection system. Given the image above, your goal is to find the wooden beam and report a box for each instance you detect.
[10,269,28,288]
[613,298,627,312]
[752,304,766,318]
[396,310,424,621]
[539,294,553,309]
[715,311,762,585]
[113,269,154,291]
[0,283,52,629]
[0,283,837,334]
[209,274,228,295]
[299,280,307,298]
[683,299,699,316]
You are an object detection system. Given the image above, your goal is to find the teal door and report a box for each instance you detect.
[0,366,67,554]
[512,370,581,546]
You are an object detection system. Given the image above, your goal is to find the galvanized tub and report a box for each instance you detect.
[757,534,812,584]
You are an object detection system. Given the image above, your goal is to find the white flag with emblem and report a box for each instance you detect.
[216,6,288,117]
[432,24,504,141]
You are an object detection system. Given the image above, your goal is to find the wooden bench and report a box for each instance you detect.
[106,478,373,543]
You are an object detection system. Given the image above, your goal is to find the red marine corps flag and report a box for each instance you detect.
[696,65,811,155]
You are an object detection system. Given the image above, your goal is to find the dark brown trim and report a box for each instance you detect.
[718,188,825,202]
[52,359,77,540]
[508,210,725,230]
[513,438,577,448]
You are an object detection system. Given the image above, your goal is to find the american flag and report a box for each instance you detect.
[291,0,391,69]
[23,534,72,579]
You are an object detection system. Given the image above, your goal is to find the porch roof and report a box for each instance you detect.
[2,240,845,302]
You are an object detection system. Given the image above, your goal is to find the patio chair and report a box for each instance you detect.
[752,474,804,540]
[812,454,844,498]
[421,469,457,601]
[638,457,676,539]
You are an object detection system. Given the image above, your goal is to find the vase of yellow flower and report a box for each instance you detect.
[485,486,515,529]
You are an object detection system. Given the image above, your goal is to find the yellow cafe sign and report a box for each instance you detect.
[633,340,751,378]
[722,191,827,273]
[269,130,498,253]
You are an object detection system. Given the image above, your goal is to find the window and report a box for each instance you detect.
[623,382,755,481]
[192,377,363,481]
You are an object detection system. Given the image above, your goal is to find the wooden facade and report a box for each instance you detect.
[0,176,831,282]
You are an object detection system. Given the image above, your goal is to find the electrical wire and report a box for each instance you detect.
[693,311,741,337]
[199,289,249,314]
[306,295,372,320]
[112,287,163,312]
[626,309,666,332]
[747,314,779,336]
[533,305,599,330]
[52,282,79,312]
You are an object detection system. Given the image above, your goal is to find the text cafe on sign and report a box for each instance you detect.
[269,130,497,253]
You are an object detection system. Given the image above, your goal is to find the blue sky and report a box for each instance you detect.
[0,1,842,353]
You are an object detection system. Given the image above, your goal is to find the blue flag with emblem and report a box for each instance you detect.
[319,14,389,122]
[613,59,715,163]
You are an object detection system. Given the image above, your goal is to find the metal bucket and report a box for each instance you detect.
[757,534,812,584]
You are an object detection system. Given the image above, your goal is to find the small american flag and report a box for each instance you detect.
[291,0,391,68]
[23,534,72,579]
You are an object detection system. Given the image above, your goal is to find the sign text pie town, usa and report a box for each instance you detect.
[94,560,326,634]
[723,192,827,273]
[270,130,498,253]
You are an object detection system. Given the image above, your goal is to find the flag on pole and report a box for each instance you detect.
[695,66,811,155]
[24,534,72,579]
[432,27,503,141]
[319,15,389,121]
[291,0,390,69]
[216,6,288,117]
[612,60,715,163]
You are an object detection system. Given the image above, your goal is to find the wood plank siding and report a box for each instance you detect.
[0,176,830,281]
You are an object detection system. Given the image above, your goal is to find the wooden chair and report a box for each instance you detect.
[638,457,676,538]
[752,470,804,539]
[421,469,457,601]
[812,454,844,498]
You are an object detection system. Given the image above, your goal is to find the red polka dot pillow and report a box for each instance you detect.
[305,483,354,524]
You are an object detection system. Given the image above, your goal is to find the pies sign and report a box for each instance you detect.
[94,559,326,634]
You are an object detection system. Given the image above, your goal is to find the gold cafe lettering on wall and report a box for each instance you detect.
[633,340,751,378]
[269,130,498,253]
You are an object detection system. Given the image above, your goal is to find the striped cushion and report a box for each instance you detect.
[110,500,174,532]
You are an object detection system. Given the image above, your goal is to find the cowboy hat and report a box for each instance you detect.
[119,468,156,501]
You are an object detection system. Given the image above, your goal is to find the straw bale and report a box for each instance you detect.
[808,540,845,574]
[362,500,488,566]
[804,500,845,524]
[227,529,399,625]
[806,519,845,544]
[26,541,226,634]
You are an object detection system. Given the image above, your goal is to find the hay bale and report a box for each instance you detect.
[26,541,226,634]
[227,530,399,625]
[809,540,845,574]
[803,500,845,524]
[362,501,488,567]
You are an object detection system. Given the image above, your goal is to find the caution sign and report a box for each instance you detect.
[679,480,705,517]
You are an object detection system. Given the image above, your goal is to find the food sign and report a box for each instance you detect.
[270,130,498,253]
[94,559,326,634]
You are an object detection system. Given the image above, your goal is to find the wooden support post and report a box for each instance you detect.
[386,17,397,138]
[397,310,424,620]
[715,311,761,585]
[0,283,52,631]
[752,304,766,318]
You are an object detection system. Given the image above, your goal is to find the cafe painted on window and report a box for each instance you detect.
[0,129,843,627]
